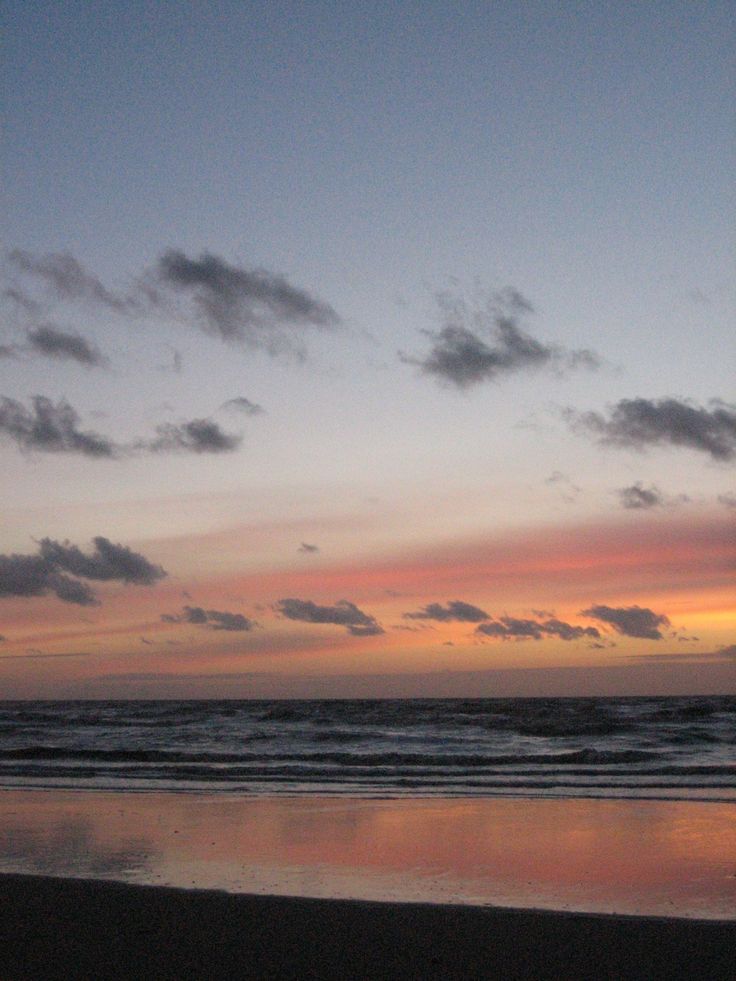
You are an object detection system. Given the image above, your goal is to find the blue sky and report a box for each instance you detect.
[1,1,734,696]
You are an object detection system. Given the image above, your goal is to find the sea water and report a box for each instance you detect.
[1,696,733,800]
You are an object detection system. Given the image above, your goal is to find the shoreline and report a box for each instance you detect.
[2,873,735,980]
[2,789,735,919]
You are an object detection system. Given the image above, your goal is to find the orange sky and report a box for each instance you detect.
[1,507,733,698]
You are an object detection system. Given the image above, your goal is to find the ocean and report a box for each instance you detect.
[1,696,734,801]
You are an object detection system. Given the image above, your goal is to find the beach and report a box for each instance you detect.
[1,789,735,979]
[1,872,734,980]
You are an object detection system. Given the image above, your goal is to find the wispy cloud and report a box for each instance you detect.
[580,604,670,640]
[0,395,117,457]
[624,644,736,663]
[0,396,243,458]
[221,397,264,416]
[0,650,93,660]
[146,419,242,454]
[567,397,736,462]
[401,287,599,388]
[8,249,130,311]
[276,598,384,636]
[152,249,340,349]
[27,324,106,367]
[5,247,340,359]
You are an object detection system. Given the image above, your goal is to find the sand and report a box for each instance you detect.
[1,872,734,980]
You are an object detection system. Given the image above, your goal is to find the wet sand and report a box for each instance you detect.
[1,791,735,978]
[1,791,735,917]
[1,872,735,980]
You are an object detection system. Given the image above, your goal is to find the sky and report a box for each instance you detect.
[1,1,734,698]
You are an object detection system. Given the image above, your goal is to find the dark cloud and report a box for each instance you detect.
[161,605,254,631]
[298,542,320,554]
[38,537,166,585]
[0,344,17,359]
[221,397,264,416]
[0,398,244,459]
[154,249,339,346]
[50,575,99,605]
[8,249,129,311]
[542,618,601,641]
[346,623,385,636]
[568,398,736,462]
[276,598,384,635]
[718,492,736,509]
[147,419,242,454]
[476,616,600,641]
[205,610,254,631]
[617,482,664,510]
[401,288,599,388]
[404,600,491,623]
[27,324,106,367]
[0,395,118,457]
[580,604,670,640]
[0,538,165,606]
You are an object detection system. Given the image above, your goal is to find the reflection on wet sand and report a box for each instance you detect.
[0,791,734,918]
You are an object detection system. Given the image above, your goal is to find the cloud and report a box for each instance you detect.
[402,601,602,641]
[298,542,320,554]
[8,249,129,311]
[617,482,664,510]
[221,397,264,416]
[26,324,106,367]
[624,644,736,663]
[0,344,17,359]
[476,616,600,641]
[580,604,670,640]
[161,605,254,631]
[276,598,384,635]
[718,492,736,509]
[38,536,166,585]
[401,287,599,388]
[0,396,117,457]
[545,470,581,503]
[568,398,736,462]
[0,650,92,660]
[3,286,42,315]
[146,418,242,454]
[0,537,165,606]
[0,397,243,459]
[153,249,340,347]
[404,600,491,623]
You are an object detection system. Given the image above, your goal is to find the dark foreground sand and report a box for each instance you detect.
[1,874,734,981]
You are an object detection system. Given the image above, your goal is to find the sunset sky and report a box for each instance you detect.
[1,1,734,698]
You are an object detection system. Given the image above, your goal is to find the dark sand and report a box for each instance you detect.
[1,874,734,980]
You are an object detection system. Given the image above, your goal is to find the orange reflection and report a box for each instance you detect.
[1,791,734,919]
